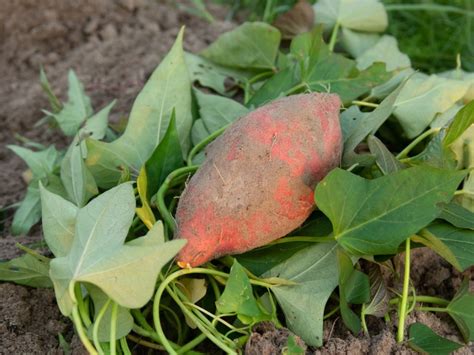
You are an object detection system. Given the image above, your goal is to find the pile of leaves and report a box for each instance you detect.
[1,1,473,354]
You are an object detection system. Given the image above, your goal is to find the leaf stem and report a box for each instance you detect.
[361,303,368,335]
[396,127,441,159]
[415,306,448,312]
[69,283,98,355]
[323,305,340,320]
[119,337,132,355]
[389,295,449,306]
[14,243,50,263]
[269,235,335,245]
[155,166,198,234]
[93,298,111,355]
[110,302,118,355]
[328,22,341,52]
[127,334,165,350]
[352,100,379,108]
[397,238,411,343]
[75,286,92,328]
[187,125,228,166]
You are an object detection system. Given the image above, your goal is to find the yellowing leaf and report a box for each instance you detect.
[314,0,388,32]
[394,73,470,138]
[356,35,411,72]
[136,166,156,230]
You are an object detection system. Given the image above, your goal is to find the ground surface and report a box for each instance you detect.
[0,0,472,353]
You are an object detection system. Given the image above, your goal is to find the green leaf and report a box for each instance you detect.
[238,216,333,276]
[53,70,93,136]
[341,28,380,58]
[337,249,361,333]
[251,28,389,107]
[394,73,470,138]
[144,113,183,199]
[86,285,133,342]
[61,143,98,207]
[444,100,474,147]
[446,280,474,342]
[414,222,474,272]
[201,22,281,70]
[263,242,339,346]
[191,119,210,146]
[216,260,267,324]
[407,133,457,170]
[86,28,192,188]
[40,184,77,257]
[39,66,62,113]
[408,323,462,355]
[247,66,299,107]
[49,184,185,315]
[344,269,370,304]
[314,0,388,32]
[439,202,474,230]
[343,81,405,165]
[185,52,250,95]
[367,135,404,175]
[11,182,41,236]
[315,166,467,255]
[8,145,60,179]
[0,254,52,288]
[195,90,249,134]
[283,335,305,354]
[82,100,116,141]
[356,35,411,72]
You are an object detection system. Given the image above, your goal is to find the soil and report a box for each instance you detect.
[0,1,472,354]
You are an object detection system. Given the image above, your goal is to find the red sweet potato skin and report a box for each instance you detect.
[175,93,342,267]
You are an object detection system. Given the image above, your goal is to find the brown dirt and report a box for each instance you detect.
[0,0,472,354]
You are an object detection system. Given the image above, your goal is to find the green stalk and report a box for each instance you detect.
[120,337,132,355]
[352,100,379,108]
[361,303,368,335]
[269,235,335,245]
[14,243,50,263]
[328,22,341,52]
[187,126,228,166]
[156,166,199,234]
[389,295,449,306]
[397,238,411,343]
[74,286,92,328]
[69,283,98,355]
[110,302,118,355]
[416,306,448,312]
[92,299,111,355]
[323,305,340,320]
[177,334,207,354]
[396,127,440,159]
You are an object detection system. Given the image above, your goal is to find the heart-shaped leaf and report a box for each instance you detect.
[49,184,185,315]
[86,28,192,188]
[315,166,467,255]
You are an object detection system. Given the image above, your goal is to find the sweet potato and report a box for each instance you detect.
[175,93,342,267]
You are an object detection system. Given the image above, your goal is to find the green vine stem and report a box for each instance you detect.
[397,238,411,343]
[324,305,340,320]
[110,302,118,355]
[75,286,92,328]
[14,243,50,263]
[352,100,379,108]
[69,283,98,355]
[93,298,111,355]
[120,337,132,355]
[416,306,448,312]
[269,235,335,245]
[155,166,198,234]
[396,127,441,159]
[361,303,369,335]
[328,22,341,52]
[153,268,274,354]
[187,125,228,166]
[389,295,449,306]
